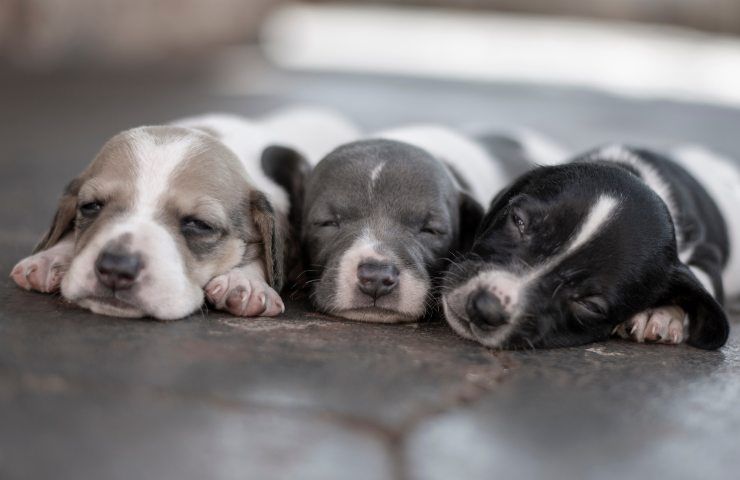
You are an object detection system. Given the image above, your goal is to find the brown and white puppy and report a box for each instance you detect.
[10,108,359,320]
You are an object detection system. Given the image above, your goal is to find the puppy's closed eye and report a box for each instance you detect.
[314,219,340,228]
[181,216,218,236]
[570,295,608,319]
[79,201,104,218]
[420,226,446,235]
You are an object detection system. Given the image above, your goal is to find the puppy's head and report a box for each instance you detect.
[302,139,482,323]
[38,126,283,319]
[443,162,728,349]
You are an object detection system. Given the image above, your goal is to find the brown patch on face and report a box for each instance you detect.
[72,131,143,254]
[161,134,266,287]
[35,130,143,254]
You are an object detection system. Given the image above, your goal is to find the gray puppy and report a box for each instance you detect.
[301,125,565,323]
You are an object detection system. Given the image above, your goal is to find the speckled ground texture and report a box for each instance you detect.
[1,62,739,480]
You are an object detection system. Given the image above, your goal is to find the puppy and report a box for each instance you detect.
[10,108,359,320]
[301,125,560,323]
[442,144,738,350]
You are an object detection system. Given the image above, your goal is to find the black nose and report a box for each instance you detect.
[357,261,400,299]
[466,289,508,328]
[95,251,143,290]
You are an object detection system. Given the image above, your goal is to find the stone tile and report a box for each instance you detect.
[0,379,393,480]
[406,328,740,480]
[0,278,504,429]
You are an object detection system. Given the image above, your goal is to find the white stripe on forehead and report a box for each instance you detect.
[565,195,619,255]
[519,193,620,283]
[452,194,620,347]
[369,162,385,195]
[592,145,680,244]
[128,128,195,216]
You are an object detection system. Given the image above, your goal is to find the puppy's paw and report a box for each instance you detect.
[614,306,686,344]
[10,251,71,293]
[205,270,285,317]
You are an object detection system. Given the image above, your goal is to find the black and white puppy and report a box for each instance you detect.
[442,144,739,350]
[301,125,565,323]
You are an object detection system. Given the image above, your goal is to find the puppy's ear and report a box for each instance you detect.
[260,145,311,287]
[250,190,285,291]
[33,178,82,253]
[458,192,484,252]
[666,264,729,350]
[260,145,311,228]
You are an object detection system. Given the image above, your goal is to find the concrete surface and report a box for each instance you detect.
[1,63,739,480]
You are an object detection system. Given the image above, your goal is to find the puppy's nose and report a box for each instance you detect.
[357,261,400,299]
[95,251,142,290]
[466,289,507,328]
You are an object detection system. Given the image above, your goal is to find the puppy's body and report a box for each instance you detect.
[590,146,734,300]
[302,125,562,323]
[443,144,735,350]
[670,146,740,298]
[377,125,509,206]
[11,108,359,319]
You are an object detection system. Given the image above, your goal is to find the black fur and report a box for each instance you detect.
[443,146,729,350]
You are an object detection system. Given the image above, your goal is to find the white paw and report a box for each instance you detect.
[204,270,285,317]
[10,250,71,293]
[614,306,687,344]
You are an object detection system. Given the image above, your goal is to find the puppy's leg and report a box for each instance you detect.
[613,306,687,344]
[10,236,75,293]
[204,263,284,317]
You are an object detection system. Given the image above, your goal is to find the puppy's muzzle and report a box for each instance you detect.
[95,250,143,290]
[357,260,399,299]
[466,288,508,329]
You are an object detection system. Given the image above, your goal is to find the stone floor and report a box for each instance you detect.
[1,62,739,480]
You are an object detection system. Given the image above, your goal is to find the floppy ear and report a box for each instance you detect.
[260,145,311,229]
[458,192,484,252]
[250,190,285,292]
[260,145,311,287]
[33,178,82,253]
[666,264,729,350]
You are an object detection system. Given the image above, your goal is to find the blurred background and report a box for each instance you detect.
[3,0,740,102]
[5,0,740,246]
[0,0,740,126]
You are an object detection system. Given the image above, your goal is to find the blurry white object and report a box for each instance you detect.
[260,3,740,107]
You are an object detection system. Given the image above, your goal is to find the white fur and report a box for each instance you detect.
[369,162,385,192]
[61,132,205,319]
[335,231,383,310]
[129,129,194,215]
[671,145,740,299]
[174,107,360,216]
[443,270,524,345]
[173,113,290,215]
[444,195,620,347]
[594,145,682,245]
[66,220,205,319]
[261,107,360,163]
[566,195,619,255]
[375,124,507,206]
[333,229,428,322]
[690,266,715,298]
[511,128,570,166]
